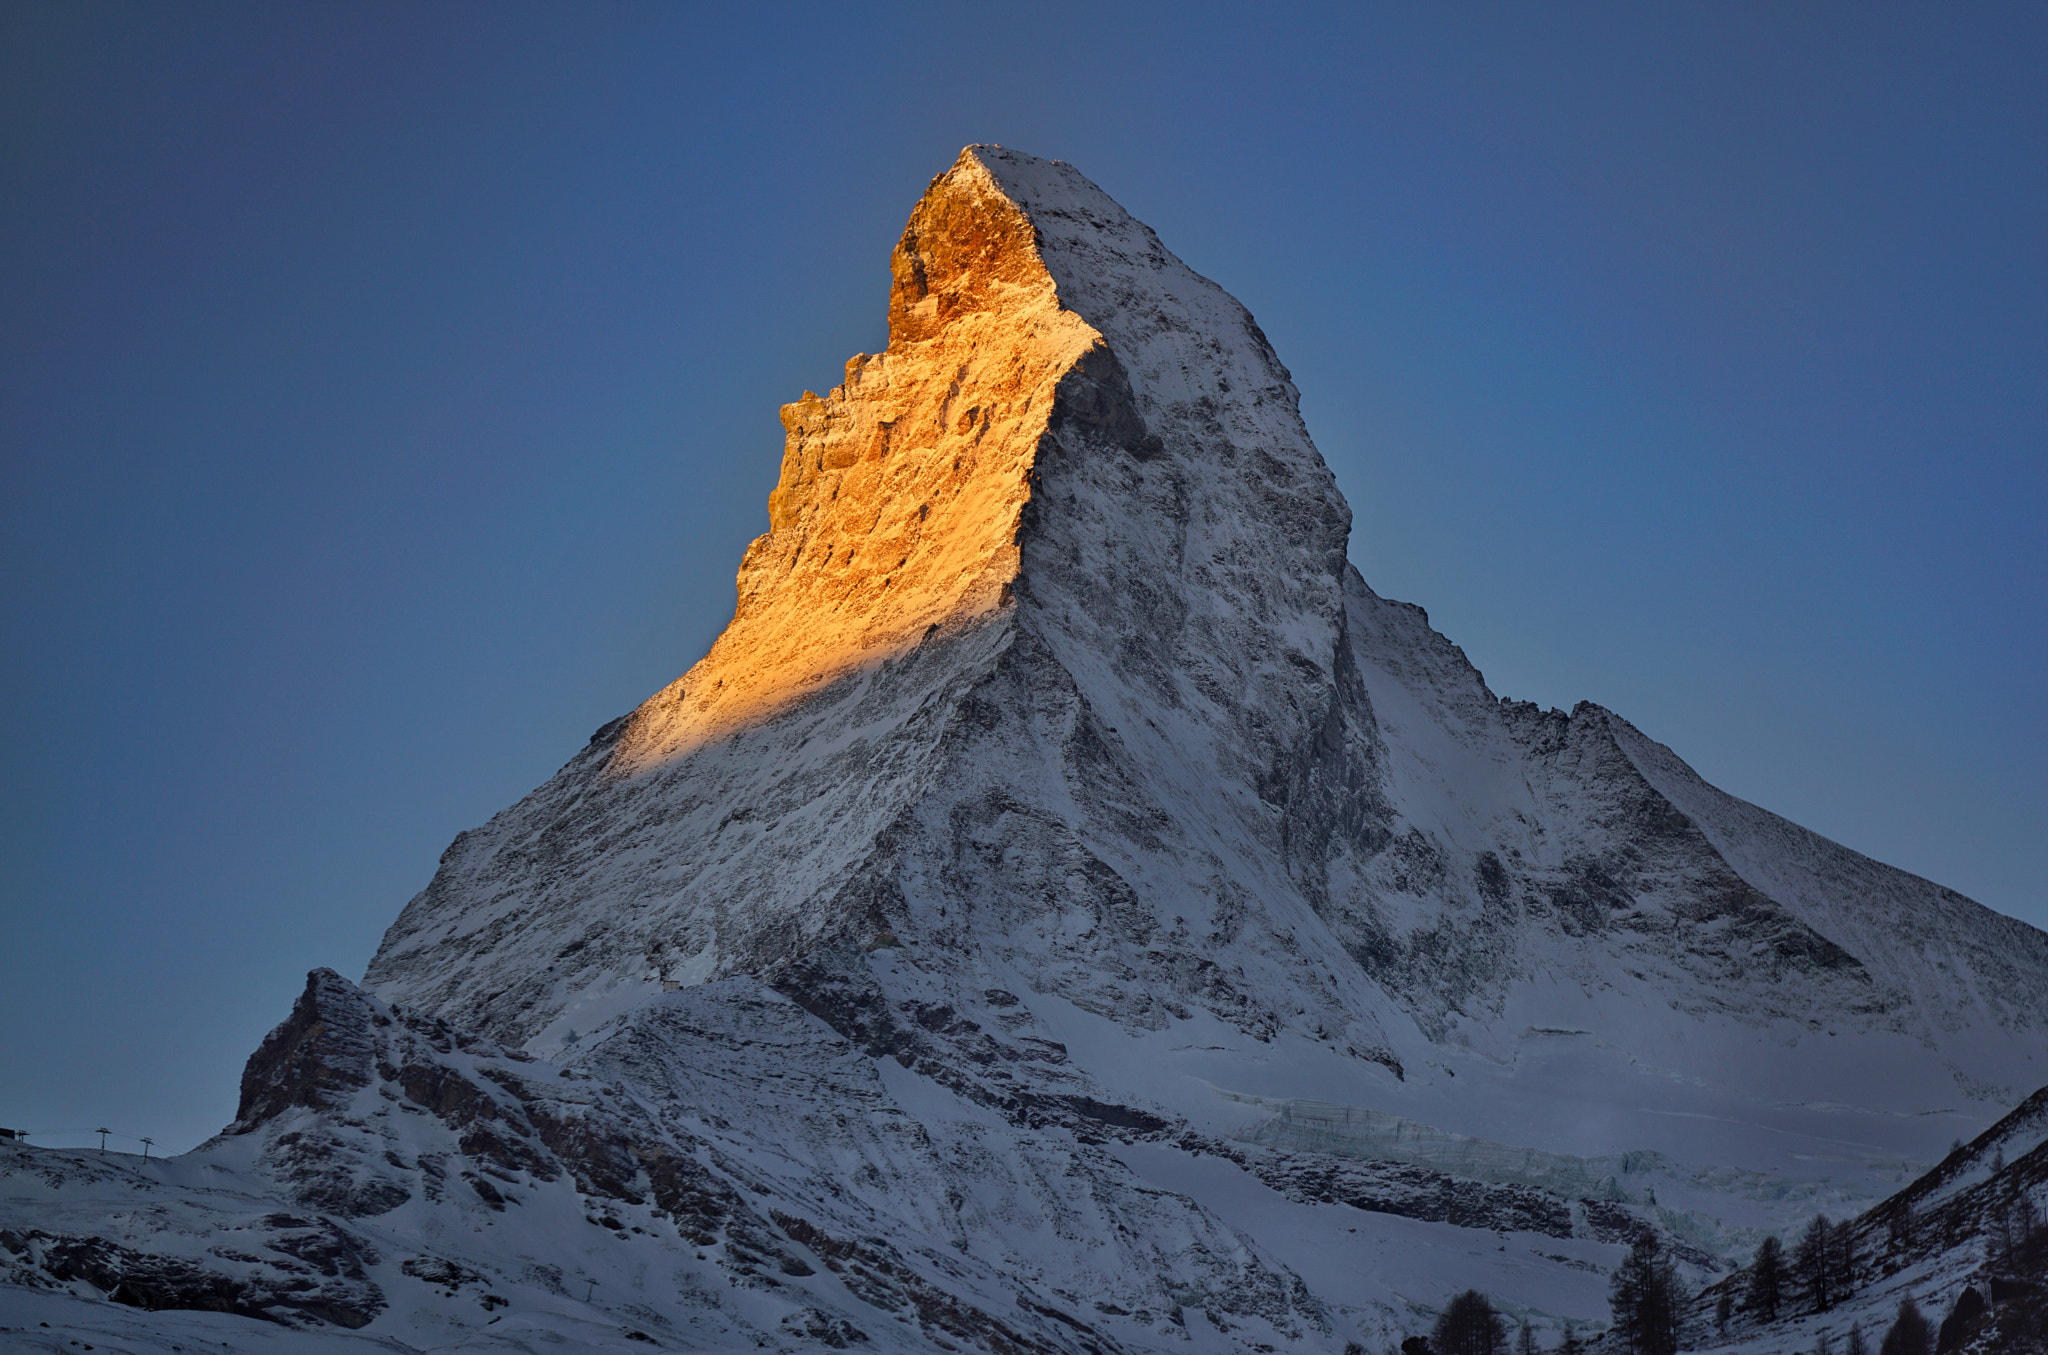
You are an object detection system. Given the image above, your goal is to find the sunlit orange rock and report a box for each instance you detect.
[613,151,1105,769]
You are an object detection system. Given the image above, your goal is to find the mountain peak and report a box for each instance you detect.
[605,146,1347,773]
[366,148,1367,1052]
[365,149,2046,1160]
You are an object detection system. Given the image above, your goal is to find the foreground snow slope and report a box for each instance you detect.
[7,146,2043,1353]
[1686,1086,2048,1354]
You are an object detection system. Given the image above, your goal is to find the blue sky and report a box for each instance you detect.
[4,1,2043,1153]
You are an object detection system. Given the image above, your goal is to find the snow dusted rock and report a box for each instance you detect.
[356,143,2047,1341]
[366,142,2045,1138]
[9,146,2047,1353]
[4,968,1330,1352]
[363,145,1384,1086]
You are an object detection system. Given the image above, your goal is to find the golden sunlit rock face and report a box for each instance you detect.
[611,151,1104,769]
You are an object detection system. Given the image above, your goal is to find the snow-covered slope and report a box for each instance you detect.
[1320,577,2047,1160]
[6,146,2043,1353]
[1685,1085,2048,1354]
[7,968,1333,1353]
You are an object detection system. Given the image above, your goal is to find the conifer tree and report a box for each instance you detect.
[1832,1218,1859,1300]
[1887,1201,1914,1250]
[1747,1234,1785,1322]
[1794,1214,1835,1312]
[1431,1290,1506,1355]
[1878,1297,1931,1355]
[1608,1234,1681,1355]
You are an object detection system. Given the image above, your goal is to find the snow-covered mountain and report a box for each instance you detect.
[5,145,2044,1354]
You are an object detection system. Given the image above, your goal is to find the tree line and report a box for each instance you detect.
[1742,1212,1861,1323]
[1380,1187,2043,1355]
[1379,1230,1684,1355]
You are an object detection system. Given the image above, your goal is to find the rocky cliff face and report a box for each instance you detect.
[7,146,2045,1354]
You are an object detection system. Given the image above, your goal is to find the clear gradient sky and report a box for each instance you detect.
[4,2,2043,1154]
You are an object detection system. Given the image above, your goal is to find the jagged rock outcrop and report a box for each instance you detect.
[8,146,2047,1354]
[4,967,1334,1352]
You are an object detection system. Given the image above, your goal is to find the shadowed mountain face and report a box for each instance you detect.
[7,147,2045,1354]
